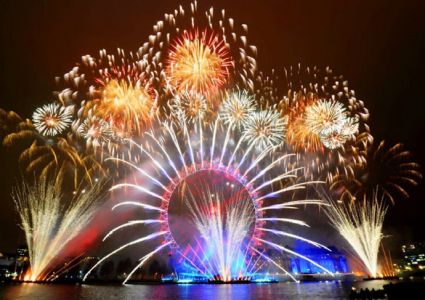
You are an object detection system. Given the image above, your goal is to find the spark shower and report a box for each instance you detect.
[2,0,420,284]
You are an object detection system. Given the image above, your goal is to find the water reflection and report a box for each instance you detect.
[0,280,394,300]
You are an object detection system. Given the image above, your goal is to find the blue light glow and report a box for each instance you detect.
[290,243,349,274]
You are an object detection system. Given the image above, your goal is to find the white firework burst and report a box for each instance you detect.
[77,116,113,147]
[304,100,347,135]
[320,116,359,150]
[219,90,256,128]
[320,127,347,150]
[170,90,208,124]
[242,109,286,150]
[341,115,360,137]
[32,103,73,136]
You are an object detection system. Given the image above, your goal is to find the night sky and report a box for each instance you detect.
[0,0,424,253]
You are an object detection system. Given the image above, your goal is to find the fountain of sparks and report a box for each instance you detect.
[82,118,333,283]
[325,195,387,278]
[13,176,106,282]
[167,171,256,282]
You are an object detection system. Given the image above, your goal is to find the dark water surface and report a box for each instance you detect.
[0,280,392,300]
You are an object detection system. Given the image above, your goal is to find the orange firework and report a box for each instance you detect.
[284,93,324,153]
[87,79,156,137]
[166,30,233,95]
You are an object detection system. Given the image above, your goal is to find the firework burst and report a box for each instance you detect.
[320,127,348,150]
[319,116,359,150]
[285,93,323,153]
[331,140,422,204]
[219,90,257,129]
[3,0,419,286]
[77,115,113,148]
[83,117,331,283]
[278,65,372,181]
[340,115,360,137]
[32,103,73,136]
[142,1,259,98]
[166,30,233,95]
[19,138,107,188]
[169,90,208,124]
[304,100,346,135]
[242,109,286,151]
[93,79,155,136]
[54,48,159,158]
[304,100,359,150]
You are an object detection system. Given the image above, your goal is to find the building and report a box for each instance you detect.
[16,246,29,260]
[289,244,349,274]
[0,252,16,281]
[399,242,425,272]
[251,243,349,276]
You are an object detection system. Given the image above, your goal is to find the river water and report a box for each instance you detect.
[0,280,393,300]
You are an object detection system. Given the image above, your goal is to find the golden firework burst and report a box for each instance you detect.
[166,30,233,95]
[92,79,155,136]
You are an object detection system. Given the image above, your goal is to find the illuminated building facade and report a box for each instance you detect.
[400,242,425,271]
[290,244,349,274]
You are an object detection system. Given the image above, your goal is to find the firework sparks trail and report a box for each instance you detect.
[123,242,173,284]
[325,194,387,277]
[184,183,255,280]
[331,140,422,204]
[82,117,331,282]
[3,0,409,285]
[13,176,107,281]
[82,231,167,282]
